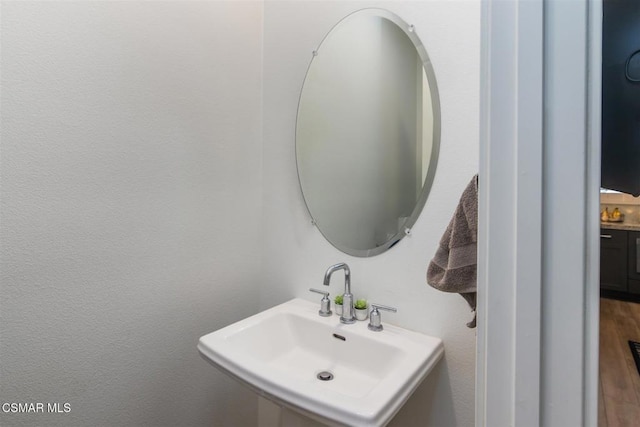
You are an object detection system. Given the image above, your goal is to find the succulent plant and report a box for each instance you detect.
[355,299,368,310]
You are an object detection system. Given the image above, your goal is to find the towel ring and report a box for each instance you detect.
[625,49,640,82]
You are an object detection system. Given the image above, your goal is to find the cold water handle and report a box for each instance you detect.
[368,303,397,332]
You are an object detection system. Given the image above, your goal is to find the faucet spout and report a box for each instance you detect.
[323,263,350,292]
[323,263,355,324]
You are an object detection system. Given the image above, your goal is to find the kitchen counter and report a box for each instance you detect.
[601,222,640,231]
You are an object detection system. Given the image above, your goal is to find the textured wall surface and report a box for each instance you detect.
[2,0,479,426]
[262,1,480,426]
[0,2,263,426]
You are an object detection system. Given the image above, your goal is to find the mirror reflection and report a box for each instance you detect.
[296,9,440,257]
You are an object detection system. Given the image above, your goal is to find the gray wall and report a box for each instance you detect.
[0,2,263,426]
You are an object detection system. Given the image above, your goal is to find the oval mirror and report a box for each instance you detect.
[296,8,440,257]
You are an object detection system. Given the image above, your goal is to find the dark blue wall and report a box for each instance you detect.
[602,0,640,195]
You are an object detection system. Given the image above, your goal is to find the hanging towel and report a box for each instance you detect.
[427,174,478,328]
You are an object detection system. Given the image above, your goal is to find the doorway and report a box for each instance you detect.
[598,0,640,424]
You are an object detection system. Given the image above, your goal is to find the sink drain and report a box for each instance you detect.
[317,371,334,381]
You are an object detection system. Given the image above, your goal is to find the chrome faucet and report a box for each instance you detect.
[323,263,355,324]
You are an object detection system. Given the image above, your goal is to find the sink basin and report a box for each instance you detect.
[198,298,443,426]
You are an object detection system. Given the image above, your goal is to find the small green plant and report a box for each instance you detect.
[334,295,343,305]
[355,299,368,310]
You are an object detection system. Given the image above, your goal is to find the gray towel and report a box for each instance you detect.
[427,174,478,328]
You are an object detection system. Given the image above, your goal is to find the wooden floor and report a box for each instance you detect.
[599,298,640,427]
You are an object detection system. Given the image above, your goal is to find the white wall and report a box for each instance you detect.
[262,1,480,426]
[2,1,480,425]
[0,1,263,426]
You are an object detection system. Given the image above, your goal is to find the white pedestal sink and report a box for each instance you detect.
[198,298,443,427]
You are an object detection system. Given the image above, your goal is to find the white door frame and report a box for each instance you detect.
[476,0,601,425]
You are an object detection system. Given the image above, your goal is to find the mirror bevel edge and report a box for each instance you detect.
[294,8,442,258]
